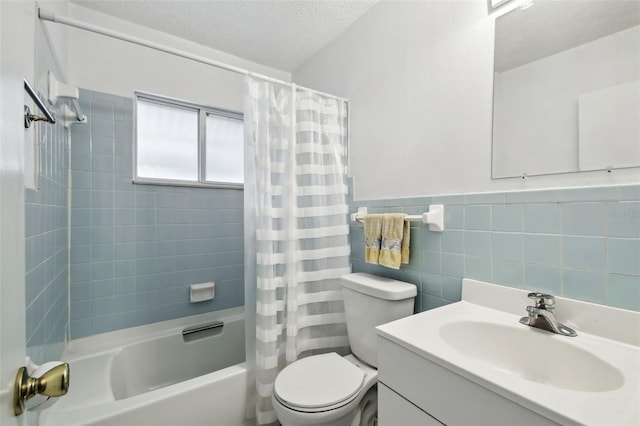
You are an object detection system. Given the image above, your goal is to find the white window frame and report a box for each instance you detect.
[133,91,244,189]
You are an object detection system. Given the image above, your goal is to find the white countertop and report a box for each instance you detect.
[376,279,640,426]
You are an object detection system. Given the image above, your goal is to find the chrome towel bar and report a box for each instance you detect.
[24,79,55,128]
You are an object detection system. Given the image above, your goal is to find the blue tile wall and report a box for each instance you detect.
[25,95,69,364]
[350,185,640,313]
[69,89,244,339]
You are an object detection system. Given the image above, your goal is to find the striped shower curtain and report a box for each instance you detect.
[244,76,351,425]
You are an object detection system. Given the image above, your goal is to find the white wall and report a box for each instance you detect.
[294,0,640,200]
[493,25,640,178]
[42,2,291,111]
[0,1,31,423]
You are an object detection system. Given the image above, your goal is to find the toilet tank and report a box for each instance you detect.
[341,273,417,367]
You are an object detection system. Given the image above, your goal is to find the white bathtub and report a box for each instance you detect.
[40,307,252,426]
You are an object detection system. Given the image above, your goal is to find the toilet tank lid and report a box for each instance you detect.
[341,273,417,301]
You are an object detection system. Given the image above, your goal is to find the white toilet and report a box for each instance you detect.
[272,273,417,426]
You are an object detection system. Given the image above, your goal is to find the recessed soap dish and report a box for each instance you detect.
[190,282,215,303]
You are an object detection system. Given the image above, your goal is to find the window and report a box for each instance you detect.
[134,92,243,187]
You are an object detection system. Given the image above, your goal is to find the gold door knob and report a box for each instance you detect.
[13,362,70,416]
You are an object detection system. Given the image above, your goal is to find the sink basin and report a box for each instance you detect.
[439,321,624,392]
[377,279,640,426]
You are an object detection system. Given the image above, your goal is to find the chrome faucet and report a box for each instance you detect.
[519,293,577,337]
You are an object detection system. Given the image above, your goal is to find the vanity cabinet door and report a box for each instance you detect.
[379,383,443,426]
[378,337,560,426]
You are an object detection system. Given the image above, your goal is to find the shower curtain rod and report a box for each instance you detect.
[37,8,348,103]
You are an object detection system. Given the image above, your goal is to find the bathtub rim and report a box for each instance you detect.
[63,306,244,361]
[40,361,250,426]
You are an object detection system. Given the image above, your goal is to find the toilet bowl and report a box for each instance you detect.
[272,273,417,426]
[272,354,377,426]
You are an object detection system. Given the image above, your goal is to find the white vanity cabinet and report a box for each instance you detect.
[375,278,640,426]
[378,383,441,426]
[377,336,559,426]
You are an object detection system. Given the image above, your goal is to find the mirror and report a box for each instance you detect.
[491,0,640,179]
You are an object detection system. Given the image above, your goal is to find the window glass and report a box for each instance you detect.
[136,99,198,181]
[205,114,244,184]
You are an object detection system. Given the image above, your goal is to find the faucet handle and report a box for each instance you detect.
[527,292,555,309]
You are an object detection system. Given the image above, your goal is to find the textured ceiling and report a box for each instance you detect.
[495,0,640,72]
[69,0,378,72]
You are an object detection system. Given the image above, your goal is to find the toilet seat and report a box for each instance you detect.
[274,353,365,413]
